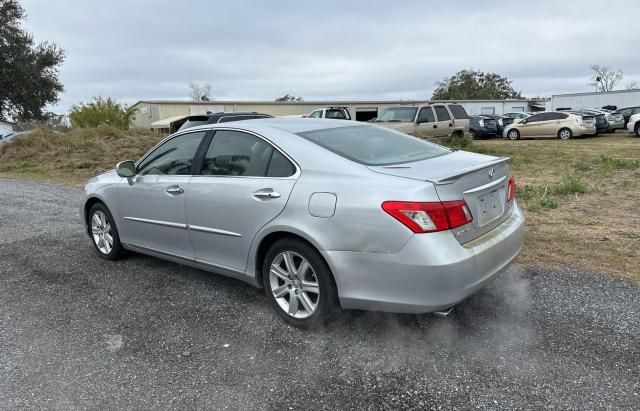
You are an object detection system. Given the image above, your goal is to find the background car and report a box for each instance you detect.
[0,130,34,144]
[374,103,469,138]
[305,106,352,120]
[612,106,640,129]
[503,111,596,140]
[627,113,640,136]
[585,108,624,132]
[468,115,498,139]
[563,110,608,135]
[172,112,273,133]
[80,118,524,328]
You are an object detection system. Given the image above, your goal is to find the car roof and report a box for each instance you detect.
[182,117,359,135]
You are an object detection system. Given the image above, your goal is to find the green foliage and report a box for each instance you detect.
[517,174,586,211]
[596,155,640,170]
[0,0,65,121]
[432,69,522,100]
[68,97,136,129]
[440,131,475,150]
[275,94,304,102]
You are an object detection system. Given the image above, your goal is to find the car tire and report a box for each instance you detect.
[558,128,573,140]
[88,203,126,260]
[469,130,477,140]
[635,123,640,137]
[262,238,340,328]
[506,129,520,140]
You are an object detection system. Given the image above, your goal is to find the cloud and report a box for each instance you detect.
[20,0,640,113]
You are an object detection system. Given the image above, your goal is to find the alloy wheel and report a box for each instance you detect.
[508,130,519,140]
[559,129,571,140]
[91,210,113,254]
[269,251,320,319]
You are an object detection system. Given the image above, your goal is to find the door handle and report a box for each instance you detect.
[449,123,453,127]
[166,185,184,195]
[253,190,281,199]
[433,124,437,128]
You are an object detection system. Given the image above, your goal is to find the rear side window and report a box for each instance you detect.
[297,125,449,166]
[325,109,347,119]
[200,130,273,177]
[434,106,451,121]
[448,104,468,119]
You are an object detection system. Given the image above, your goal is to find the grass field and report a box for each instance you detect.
[1,127,639,284]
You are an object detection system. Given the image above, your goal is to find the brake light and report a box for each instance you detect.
[381,200,472,233]
[507,176,516,203]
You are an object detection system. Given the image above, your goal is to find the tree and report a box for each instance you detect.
[275,94,304,102]
[431,69,522,100]
[68,97,136,129]
[589,65,623,92]
[188,82,212,101]
[0,0,65,121]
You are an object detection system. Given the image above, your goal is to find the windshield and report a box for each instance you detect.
[376,107,418,122]
[296,125,450,166]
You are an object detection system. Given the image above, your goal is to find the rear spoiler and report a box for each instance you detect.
[430,157,510,185]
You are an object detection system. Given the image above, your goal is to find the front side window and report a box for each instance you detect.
[308,111,323,119]
[297,125,449,166]
[434,106,452,121]
[526,114,545,122]
[376,107,418,122]
[137,131,206,175]
[448,104,468,119]
[200,130,273,177]
[417,107,435,123]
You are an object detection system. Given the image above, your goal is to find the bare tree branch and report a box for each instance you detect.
[589,65,623,92]
[188,82,213,101]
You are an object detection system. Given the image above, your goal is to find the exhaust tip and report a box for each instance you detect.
[433,306,455,318]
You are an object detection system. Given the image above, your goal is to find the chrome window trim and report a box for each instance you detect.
[134,127,300,180]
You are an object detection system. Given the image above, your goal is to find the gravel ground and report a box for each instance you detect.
[1,179,638,409]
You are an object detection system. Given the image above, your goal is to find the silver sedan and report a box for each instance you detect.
[81,119,525,328]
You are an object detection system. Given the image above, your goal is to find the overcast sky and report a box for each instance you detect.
[20,0,640,113]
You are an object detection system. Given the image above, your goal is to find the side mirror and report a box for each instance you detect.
[116,160,136,178]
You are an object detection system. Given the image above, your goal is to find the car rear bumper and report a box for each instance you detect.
[324,203,525,313]
[574,125,597,136]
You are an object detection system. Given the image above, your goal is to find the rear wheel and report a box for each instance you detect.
[469,129,477,140]
[506,129,520,140]
[262,238,339,328]
[558,128,572,140]
[635,123,640,137]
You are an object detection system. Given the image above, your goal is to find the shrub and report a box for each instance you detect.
[69,97,136,129]
[441,131,474,150]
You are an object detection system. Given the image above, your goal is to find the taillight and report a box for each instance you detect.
[507,176,516,203]
[381,200,472,233]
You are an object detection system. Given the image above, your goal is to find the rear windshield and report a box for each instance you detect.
[448,104,469,119]
[296,125,449,166]
[376,107,417,122]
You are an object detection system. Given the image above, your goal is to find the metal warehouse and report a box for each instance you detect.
[548,89,640,111]
[130,99,545,131]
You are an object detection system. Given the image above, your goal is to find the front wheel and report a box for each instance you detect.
[635,123,640,137]
[558,128,573,140]
[88,203,126,260]
[506,129,520,140]
[263,238,339,328]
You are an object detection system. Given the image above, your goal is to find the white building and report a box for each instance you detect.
[548,89,640,111]
[131,99,544,130]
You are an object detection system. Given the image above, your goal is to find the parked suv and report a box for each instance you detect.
[374,103,469,138]
[468,115,498,139]
[173,112,273,133]
[503,111,596,140]
[306,106,351,120]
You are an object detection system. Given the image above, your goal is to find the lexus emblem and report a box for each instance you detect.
[488,167,496,179]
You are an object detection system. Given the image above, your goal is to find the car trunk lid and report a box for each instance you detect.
[368,151,513,244]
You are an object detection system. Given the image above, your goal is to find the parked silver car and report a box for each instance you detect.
[81,119,524,327]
